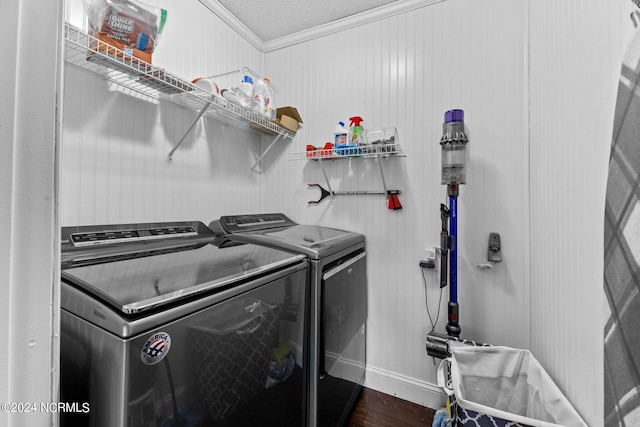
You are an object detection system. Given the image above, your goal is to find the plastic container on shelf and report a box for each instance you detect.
[363,127,395,155]
[263,78,276,120]
[334,143,361,156]
[306,144,318,159]
[365,127,398,145]
[229,74,253,107]
[253,77,274,119]
[200,67,278,117]
[221,89,245,107]
[237,74,254,104]
[192,77,221,98]
[306,142,335,160]
[321,142,335,158]
[239,74,253,96]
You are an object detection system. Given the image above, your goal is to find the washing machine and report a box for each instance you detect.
[209,213,367,427]
[60,221,309,427]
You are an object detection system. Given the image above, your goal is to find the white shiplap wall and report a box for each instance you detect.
[262,0,628,424]
[529,1,632,425]
[262,0,530,410]
[61,0,267,225]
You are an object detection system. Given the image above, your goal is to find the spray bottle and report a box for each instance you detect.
[349,116,365,145]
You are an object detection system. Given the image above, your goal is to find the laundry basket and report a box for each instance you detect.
[188,298,281,422]
[437,344,587,427]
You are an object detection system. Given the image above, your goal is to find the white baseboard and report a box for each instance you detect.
[363,365,447,410]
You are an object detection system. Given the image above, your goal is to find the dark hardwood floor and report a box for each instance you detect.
[347,387,437,427]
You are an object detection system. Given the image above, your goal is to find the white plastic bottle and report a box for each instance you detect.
[253,78,272,118]
[221,89,245,107]
[334,121,349,146]
[232,74,254,107]
[239,74,254,98]
[263,78,275,119]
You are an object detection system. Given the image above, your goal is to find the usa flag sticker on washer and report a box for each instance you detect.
[141,332,171,365]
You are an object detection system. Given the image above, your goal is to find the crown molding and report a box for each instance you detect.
[263,0,446,52]
[199,0,446,53]
[198,0,264,50]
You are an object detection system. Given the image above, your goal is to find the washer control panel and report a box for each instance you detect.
[69,226,197,247]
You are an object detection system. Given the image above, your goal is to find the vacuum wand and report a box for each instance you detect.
[446,184,461,337]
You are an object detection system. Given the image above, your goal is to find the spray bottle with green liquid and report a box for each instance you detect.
[349,116,365,145]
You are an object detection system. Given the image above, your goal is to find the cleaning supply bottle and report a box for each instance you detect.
[334,121,349,146]
[349,116,365,145]
[252,77,275,120]
[239,74,254,98]
[232,74,254,107]
[252,78,268,117]
[251,81,266,116]
[262,78,275,119]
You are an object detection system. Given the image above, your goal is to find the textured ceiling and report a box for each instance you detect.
[215,0,401,42]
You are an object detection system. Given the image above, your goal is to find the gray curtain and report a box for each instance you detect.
[604,16,640,427]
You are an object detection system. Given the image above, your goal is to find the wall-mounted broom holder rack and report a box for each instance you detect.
[63,24,295,171]
[288,142,405,209]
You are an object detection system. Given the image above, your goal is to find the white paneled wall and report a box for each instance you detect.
[262,0,628,424]
[529,1,632,425]
[61,0,266,226]
[263,0,530,409]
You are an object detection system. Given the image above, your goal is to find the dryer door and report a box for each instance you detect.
[318,250,367,426]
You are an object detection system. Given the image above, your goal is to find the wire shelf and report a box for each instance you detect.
[289,143,405,161]
[63,24,295,139]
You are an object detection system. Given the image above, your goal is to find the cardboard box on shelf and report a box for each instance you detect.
[248,106,303,135]
[275,107,303,133]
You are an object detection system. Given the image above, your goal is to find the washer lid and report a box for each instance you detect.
[61,224,304,314]
[228,224,364,259]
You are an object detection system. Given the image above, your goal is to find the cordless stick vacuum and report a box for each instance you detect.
[426,110,469,358]
[440,109,468,337]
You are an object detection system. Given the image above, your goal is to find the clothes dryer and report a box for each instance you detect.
[209,213,367,427]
